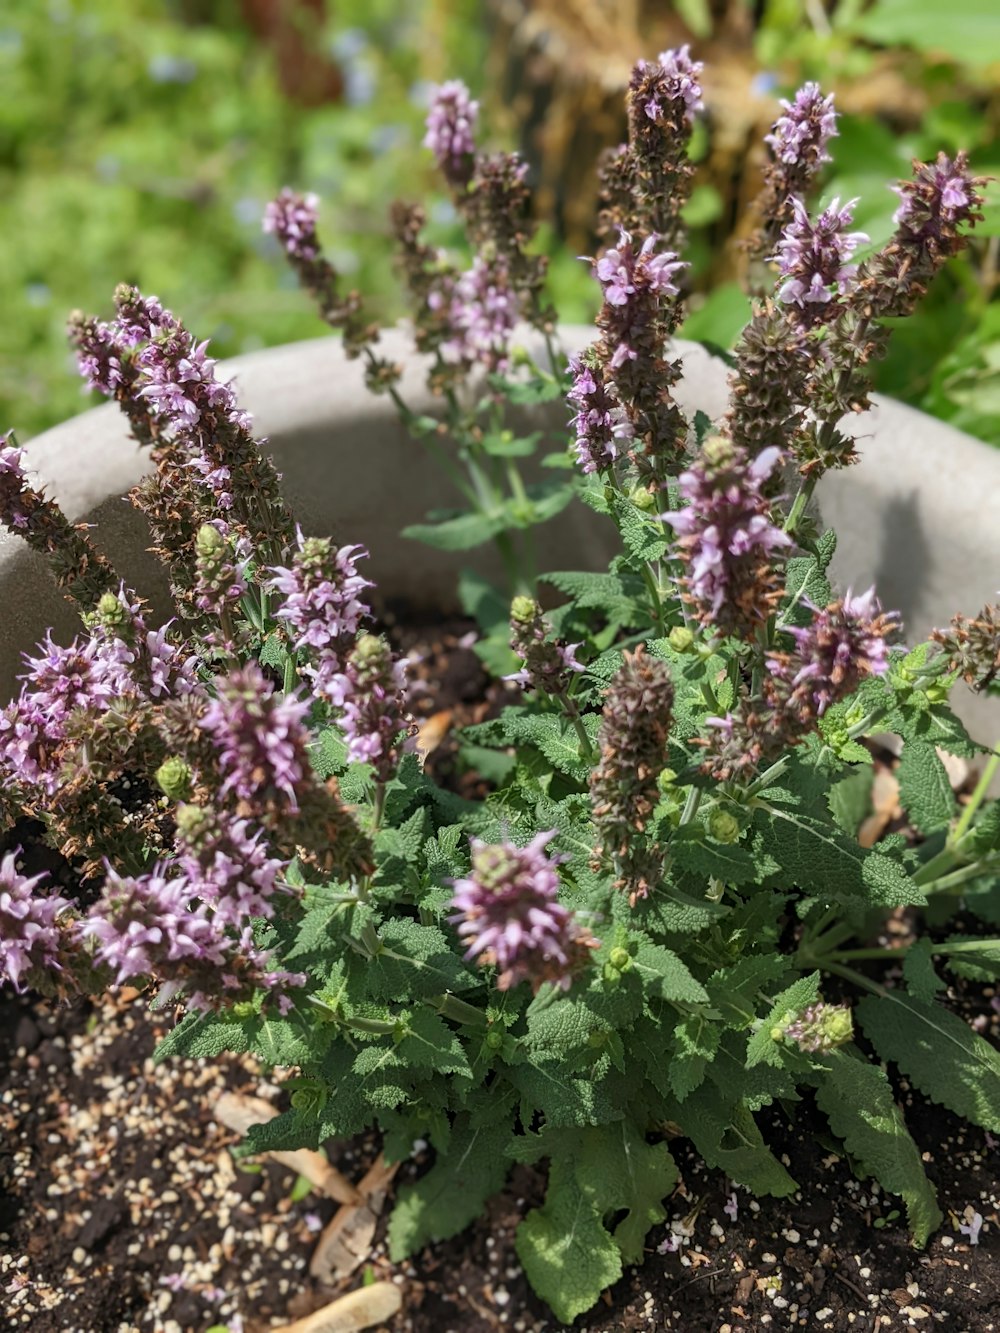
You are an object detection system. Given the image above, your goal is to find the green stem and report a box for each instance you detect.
[952,741,1000,846]
[819,959,888,997]
[283,649,298,696]
[783,475,817,538]
[679,786,703,827]
[829,945,909,962]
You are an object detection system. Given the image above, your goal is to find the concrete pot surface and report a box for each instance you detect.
[2,325,998,751]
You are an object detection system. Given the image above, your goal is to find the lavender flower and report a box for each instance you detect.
[449,832,596,993]
[764,82,837,168]
[596,230,685,328]
[194,522,249,635]
[200,664,312,812]
[264,193,381,364]
[959,1210,984,1246]
[567,352,632,475]
[174,803,288,929]
[327,634,411,782]
[860,153,986,318]
[590,647,674,902]
[769,588,899,718]
[724,1193,739,1223]
[263,189,321,262]
[508,597,584,695]
[639,46,704,125]
[437,254,518,373]
[0,852,72,992]
[90,587,201,701]
[269,531,371,691]
[19,631,117,722]
[663,436,792,637]
[770,197,868,319]
[423,80,479,188]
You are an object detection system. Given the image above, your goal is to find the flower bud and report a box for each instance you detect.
[708,807,741,844]
[195,522,226,559]
[667,626,695,653]
[485,1029,505,1050]
[608,946,632,972]
[629,484,656,512]
[155,757,194,802]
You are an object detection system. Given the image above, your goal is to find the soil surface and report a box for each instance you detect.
[3,620,1000,1333]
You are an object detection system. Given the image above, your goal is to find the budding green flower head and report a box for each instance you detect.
[155,757,194,802]
[657,767,678,795]
[784,1001,853,1053]
[485,1029,505,1050]
[708,807,741,844]
[96,590,130,631]
[353,632,384,665]
[667,625,695,653]
[608,946,632,972]
[232,1000,256,1020]
[195,522,226,559]
[702,433,736,468]
[174,801,213,842]
[510,594,538,625]
[629,483,656,512]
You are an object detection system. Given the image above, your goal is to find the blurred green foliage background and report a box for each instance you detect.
[2,0,999,442]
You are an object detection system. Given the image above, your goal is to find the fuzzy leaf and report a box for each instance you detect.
[502,712,600,782]
[609,491,669,563]
[388,1113,514,1259]
[938,936,1000,982]
[631,937,709,1004]
[515,1121,678,1324]
[897,742,956,834]
[367,920,477,999]
[403,510,506,551]
[780,530,836,627]
[814,1049,942,1245]
[672,1084,797,1196]
[902,938,946,1001]
[668,1014,720,1101]
[857,993,1000,1132]
[671,834,759,885]
[397,1009,472,1079]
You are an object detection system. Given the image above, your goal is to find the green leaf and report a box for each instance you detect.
[367,920,477,999]
[668,1014,720,1101]
[609,491,669,563]
[501,712,600,782]
[753,802,925,908]
[480,429,542,458]
[258,632,288,671]
[671,833,759,885]
[897,742,956,835]
[828,768,875,836]
[388,1113,515,1259]
[631,937,709,1004]
[515,1121,678,1324]
[672,1084,797,1196]
[403,510,506,551]
[902,938,946,1002]
[397,1009,472,1079]
[780,530,837,628]
[938,935,1000,982]
[852,0,1000,66]
[857,993,1000,1132]
[814,1049,942,1246]
[309,727,349,779]
[746,972,821,1068]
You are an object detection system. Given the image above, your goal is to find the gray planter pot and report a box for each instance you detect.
[3,325,998,752]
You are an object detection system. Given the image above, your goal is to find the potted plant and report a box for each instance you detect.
[3,47,1000,1330]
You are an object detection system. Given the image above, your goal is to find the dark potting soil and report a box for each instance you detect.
[2,619,1000,1332]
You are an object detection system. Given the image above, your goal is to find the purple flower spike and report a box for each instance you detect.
[449,832,596,993]
[771,197,868,318]
[0,851,72,992]
[650,46,704,123]
[769,586,899,717]
[268,530,372,692]
[423,80,479,187]
[567,353,633,475]
[663,436,792,637]
[327,634,411,782]
[263,189,321,262]
[175,804,288,930]
[596,229,685,316]
[201,663,312,812]
[764,82,838,168]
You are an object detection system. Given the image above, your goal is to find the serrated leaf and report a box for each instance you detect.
[502,712,600,781]
[746,972,820,1068]
[609,491,669,563]
[902,938,946,1001]
[672,1084,797,1196]
[828,768,875,836]
[753,802,925,907]
[631,937,709,1004]
[780,531,836,627]
[397,1009,472,1079]
[310,727,349,779]
[668,1014,720,1100]
[388,1113,514,1259]
[515,1121,677,1324]
[938,935,1000,982]
[857,992,1000,1132]
[706,955,791,1028]
[631,887,728,936]
[367,919,477,999]
[897,742,956,834]
[671,834,759,885]
[814,1049,942,1245]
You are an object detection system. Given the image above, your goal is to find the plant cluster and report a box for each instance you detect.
[3,47,1000,1326]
